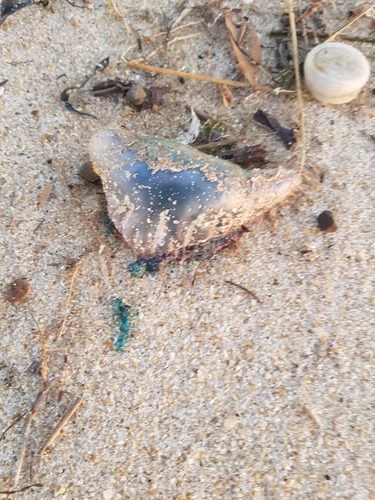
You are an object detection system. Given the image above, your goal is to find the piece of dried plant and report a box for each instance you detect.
[38,181,53,210]
[218,84,234,108]
[225,11,262,90]
[296,1,324,22]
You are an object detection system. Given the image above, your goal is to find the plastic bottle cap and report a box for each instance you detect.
[304,42,370,104]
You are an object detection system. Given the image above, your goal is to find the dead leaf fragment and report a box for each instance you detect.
[6,278,31,305]
[218,84,234,108]
[225,11,261,90]
[38,181,53,210]
[177,107,201,145]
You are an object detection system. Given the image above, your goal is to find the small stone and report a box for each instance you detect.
[317,210,337,233]
[223,415,239,431]
[126,84,146,106]
[79,162,100,183]
[103,489,114,500]
[70,16,79,27]
[6,278,30,304]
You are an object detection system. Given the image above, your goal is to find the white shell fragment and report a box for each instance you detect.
[304,42,370,104]
[89,127,301,262]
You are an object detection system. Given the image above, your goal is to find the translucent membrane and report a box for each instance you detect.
[89,128,301,262]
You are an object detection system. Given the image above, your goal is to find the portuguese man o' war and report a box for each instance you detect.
[89,127,301,264]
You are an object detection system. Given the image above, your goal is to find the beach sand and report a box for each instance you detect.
[1,1,375,498]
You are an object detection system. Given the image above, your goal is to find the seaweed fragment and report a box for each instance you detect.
[112,298,131,351]
[128,258,159,277]
[219,145,267,166]
[194,120,267,167]
[0,0,46,26]
[103,211,115,236]
[92,78,131,97]
[254,109,296,149]
[60,57,110,119]
[128,260,146,277]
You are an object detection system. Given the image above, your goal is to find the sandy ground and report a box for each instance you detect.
[1,0,375,498]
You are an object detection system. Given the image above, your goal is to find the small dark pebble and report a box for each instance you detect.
[317,210,337,233]
[325,474,331,480]
[372,88,375,95]
[6,278,30,304]
[79,162,100,183]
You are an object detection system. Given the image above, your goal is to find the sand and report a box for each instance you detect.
[1,0,375,498]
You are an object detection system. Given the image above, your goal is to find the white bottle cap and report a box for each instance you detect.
[304,42,370,104]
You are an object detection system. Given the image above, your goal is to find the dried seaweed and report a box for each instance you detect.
[61,57,110,119]
[0,483,43,495]
[0,0,46,26]
[253,109,296,150]
[218,145,267,166]
[112,298,131,350]
[92,78,131,97]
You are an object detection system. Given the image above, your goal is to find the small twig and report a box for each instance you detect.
[65,0,86,8]
[14,380,55,487]
[286,0,306,175]
[38,398,83,457]
[303,404,322,427]
[167,33,201,47]
[108,0,131,34]
[127,61,252,88]
[326,3,375,42]
[127,61,296,96]
[0,411,28,442]
[225,280,263,304]
[56,263,82,341]
[0,483,43,495]
[169,7,192,31]
[270,30,375,43]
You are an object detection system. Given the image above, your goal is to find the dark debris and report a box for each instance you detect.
[61,57,110,119]
[0,0,47,26]
[6,278,30,305]
[254,109,296,150]
[317,210,337,233]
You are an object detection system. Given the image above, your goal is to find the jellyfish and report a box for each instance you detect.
[89,127,301,264]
